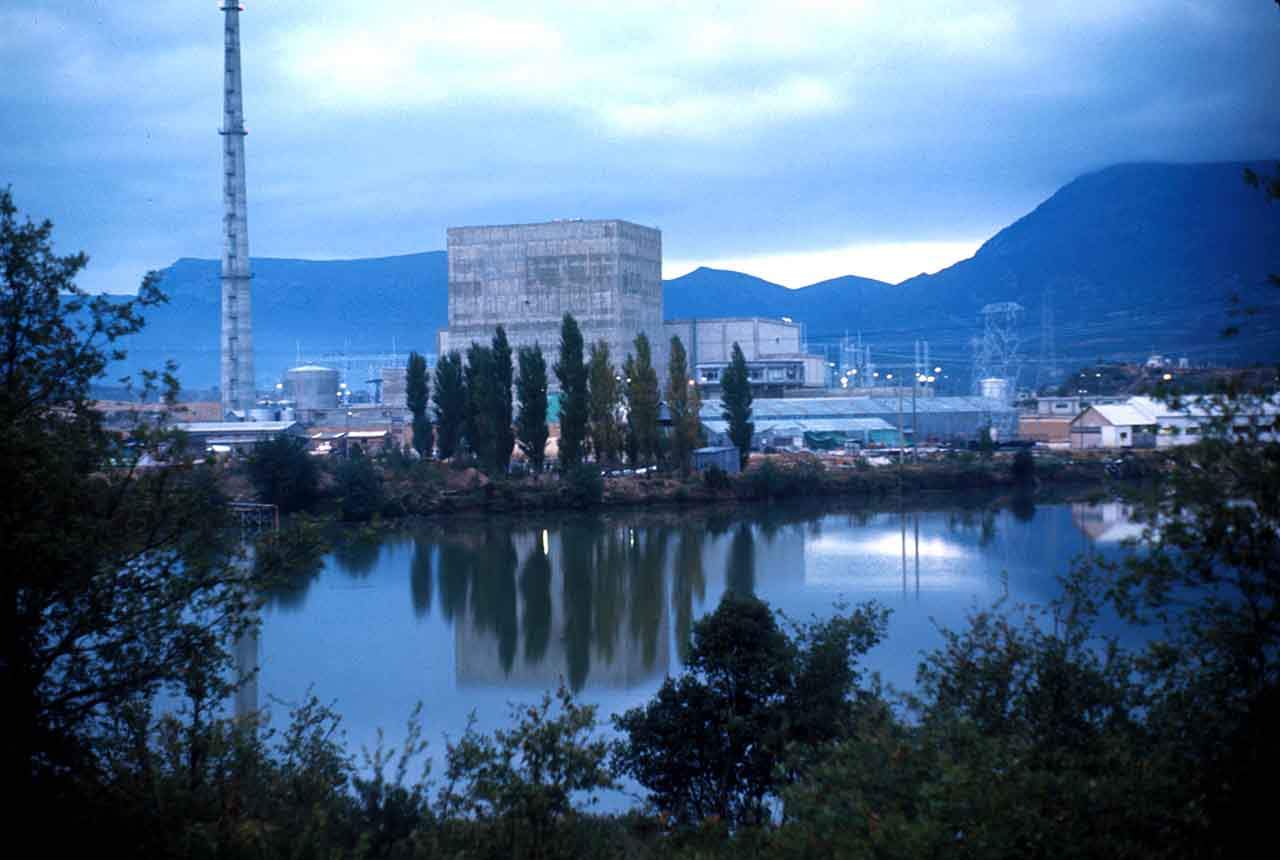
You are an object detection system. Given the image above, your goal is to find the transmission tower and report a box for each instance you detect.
[971,302,1024,401]
[1035,288,1058,392]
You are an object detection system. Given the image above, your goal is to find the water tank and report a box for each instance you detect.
[979,377,1010,402]
[286,365,340,411]
[249,407,277,422]
[278,407,296,423]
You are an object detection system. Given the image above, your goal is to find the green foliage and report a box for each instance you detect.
[1011,447,1035,483]
[516,344,550,472]
[977,424,996,457]
[493,325,516,474]
[563,463,604,508]
[406,350,432,459]
[703,465,731,491]
[334,448,385,522]
[433,350,466,460]
[720,343,754,470]
[740,458,825,501]
[667,335,703,473]
[555,313,590,469]
[438,684,615,858]
[587,339,624,464]
[247,433,320,513]
[2,188,255,806]
[465,342,498,469]
[613,593,888,828]
[623,332,661,465]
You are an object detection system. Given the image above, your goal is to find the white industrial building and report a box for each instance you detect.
[664,317,828,394]
[1069,395,1279,449]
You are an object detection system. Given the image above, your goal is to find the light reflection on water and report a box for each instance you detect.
[252,500,1134,772]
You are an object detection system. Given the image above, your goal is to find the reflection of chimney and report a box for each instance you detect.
[219,3,255,416]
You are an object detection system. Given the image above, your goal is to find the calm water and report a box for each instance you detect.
[247,499,1140,770]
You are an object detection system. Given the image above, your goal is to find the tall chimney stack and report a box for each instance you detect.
[219,2,254,417]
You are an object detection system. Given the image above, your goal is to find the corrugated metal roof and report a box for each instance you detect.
[700,396,1013,420]
[1084,405,1155,426]
[177,421,300,433]
[704,417,896,434]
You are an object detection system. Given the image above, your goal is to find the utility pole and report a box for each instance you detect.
[219,2,254,418]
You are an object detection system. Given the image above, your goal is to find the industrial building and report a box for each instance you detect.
[175,420,306,455]
[438,219,665,386]
[699,396,1018,450]
[1069,395,1279,450]
[664,317,828,395]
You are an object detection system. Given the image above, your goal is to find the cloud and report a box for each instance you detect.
[2,0,1277,297]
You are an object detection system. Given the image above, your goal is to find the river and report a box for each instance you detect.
[246,498,1143,779]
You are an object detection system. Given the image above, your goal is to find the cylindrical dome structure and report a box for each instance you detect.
[979,377,1011,402]
[285,365,340,411]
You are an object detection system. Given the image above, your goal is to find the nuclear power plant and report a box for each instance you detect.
[438,220,666,383]
[218,2,254,417]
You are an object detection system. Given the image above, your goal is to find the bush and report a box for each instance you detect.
[563,463,603,507]
[1011,448,1036,484]
[334,451,385,522]
[247,434,320,513]
[703,465,732,491]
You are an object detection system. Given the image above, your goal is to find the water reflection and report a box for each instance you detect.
[273,501,1136,709]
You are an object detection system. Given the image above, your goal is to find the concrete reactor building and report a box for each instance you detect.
[438,219,665,385]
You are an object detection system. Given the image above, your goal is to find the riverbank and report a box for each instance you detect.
[360,448,1156,519]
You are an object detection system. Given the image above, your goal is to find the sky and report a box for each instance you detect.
[1,1,1276,293]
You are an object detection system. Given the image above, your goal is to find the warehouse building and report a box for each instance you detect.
[699,396,1017,450]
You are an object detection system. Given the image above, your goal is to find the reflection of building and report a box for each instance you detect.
[454,530,671,689]
[439,220,665,388]
[1071,502,1144,543]
[664,317,826,395]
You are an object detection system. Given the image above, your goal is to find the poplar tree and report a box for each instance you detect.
[667,335,702,473]
[465,342,498,470]
[721,342,754,469]
[624,332,661,465]
[555,313,589,469]
[432,350,466,460]
[405,350,432,458]
[516,344,550,472]
[492,326,515,473]
[587,339,623,464]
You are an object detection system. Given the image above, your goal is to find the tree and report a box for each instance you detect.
[246,433,320,513]
[405,351,432,458]
[613,592,888,828]
[464,342,498,470]
[334,446,384,522]
[721,342,754,469]
[667,335,703,473]
[492,325,515,474]
[623,332,661,465]
[2,188,254,798]
[516,344,550,472]
[433,350,466,460]
[554,313,589,470]
[587,339,623,464]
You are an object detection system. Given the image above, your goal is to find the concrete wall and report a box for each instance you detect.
[665,317,803,364]
[441,220,664,388]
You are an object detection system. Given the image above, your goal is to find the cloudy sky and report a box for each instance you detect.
[2,1,1276,293]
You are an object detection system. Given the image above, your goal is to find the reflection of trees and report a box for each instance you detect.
[438,540,472,623]
[1010,490,1037,523]
[562,523,595,692]
[519,542,552,665]
[410,537,433,618]
[630,529,669,669]
[727,523,756,596]
[673,527,707,663]
[593,528,627,665]
[470,530,519,674]
[332,534,382,578]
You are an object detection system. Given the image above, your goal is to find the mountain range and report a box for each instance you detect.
[106,161,1279,392]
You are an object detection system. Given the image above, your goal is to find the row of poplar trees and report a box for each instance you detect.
[404,314,718,474]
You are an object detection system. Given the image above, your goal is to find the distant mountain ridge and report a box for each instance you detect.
[108,161,1279,390]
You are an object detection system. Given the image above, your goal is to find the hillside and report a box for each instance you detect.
[106,161,1279,390]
